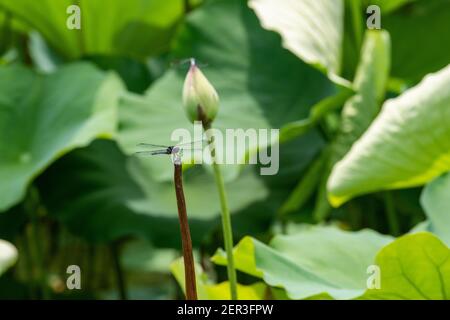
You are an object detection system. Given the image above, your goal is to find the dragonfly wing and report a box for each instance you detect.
[137,143,170,149]
[135,150,169,156]
[181,148,205,151]
[151,150,170,155]
[175,139,208,148]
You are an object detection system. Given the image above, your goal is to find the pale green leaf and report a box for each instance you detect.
[363,232,450,299]
[249,0,346,84]
[0,0,183,59]
[328,64,450,206]
[0,63,123,211]
[283,30,390,221]
[316,30,389,219]
[212,226,392,299]
[420,173,450,246]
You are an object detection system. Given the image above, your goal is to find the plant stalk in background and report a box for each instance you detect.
[201,117,238,300]
[174,162,197,300]
[110,241,128,300]
[182,59,238,299]
[24,186,50,299]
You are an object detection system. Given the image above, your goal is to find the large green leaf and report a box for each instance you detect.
[363,232,450,299]
[280,30,389,221]
[212,226,392,299]
[328,64,450,207]
[121,239,178,273]
[0,0,183,60]
[0,63,123,211]
[272,29,389,221]
[38,139,162,244]
[420,173,450,246]
[248,0,345,83]
[37,140,267,247]
[117,0,337,181]
[0,239,17,276]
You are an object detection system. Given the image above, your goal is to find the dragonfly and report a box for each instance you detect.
[135,140,207,158]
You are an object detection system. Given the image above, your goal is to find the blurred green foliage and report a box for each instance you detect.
[0,0,449,300]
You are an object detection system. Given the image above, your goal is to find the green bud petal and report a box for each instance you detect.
[182,59,219,123]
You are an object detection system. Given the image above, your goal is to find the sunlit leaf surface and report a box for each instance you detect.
[328,64,450,206]
[212,226,392,299]
[0,0,183,59]
[363,233,450,299]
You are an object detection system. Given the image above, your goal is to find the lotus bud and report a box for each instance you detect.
[182,58,219,124]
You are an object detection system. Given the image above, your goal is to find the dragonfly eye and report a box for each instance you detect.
[172,146,180,153]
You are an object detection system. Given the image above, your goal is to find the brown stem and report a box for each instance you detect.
[174,163,197,300]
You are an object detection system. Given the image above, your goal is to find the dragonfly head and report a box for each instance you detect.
[172,146,180,154]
